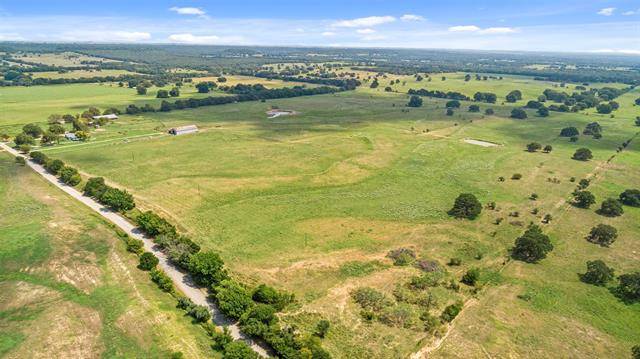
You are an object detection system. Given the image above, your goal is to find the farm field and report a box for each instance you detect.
[0,153,218,358]
[30,69,138,79]
[191,74,324,88]
[41,79,640,357]
[15,51,121,67]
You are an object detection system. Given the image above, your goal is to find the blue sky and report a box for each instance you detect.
[0,1,639,54]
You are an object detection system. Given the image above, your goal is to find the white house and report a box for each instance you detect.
[92,114,119,120]
[65,132,78,141]
[168,125,198,136]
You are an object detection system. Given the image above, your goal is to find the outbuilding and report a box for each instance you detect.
[92,114,119,120]
[169,125,198,136]
[64,132,78,141]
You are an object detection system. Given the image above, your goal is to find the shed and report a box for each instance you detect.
[65,132,78,141]
[92,114,119,120]
[169,125,198,136]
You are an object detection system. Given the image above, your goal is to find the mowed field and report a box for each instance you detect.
[0,154,218,358]
[40,75,640,357]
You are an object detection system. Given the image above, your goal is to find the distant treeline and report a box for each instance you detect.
[250,71,361,90]
[125,83,339,114]
[408,88,470,101]
[1,74,149,87]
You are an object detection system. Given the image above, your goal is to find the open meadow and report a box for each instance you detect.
[33,75,640,357]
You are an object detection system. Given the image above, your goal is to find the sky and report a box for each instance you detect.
[0,0,639,54]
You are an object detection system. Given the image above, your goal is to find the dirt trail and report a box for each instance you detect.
[0,143,271,357]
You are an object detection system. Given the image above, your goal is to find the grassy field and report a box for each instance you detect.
[31,69,138,79]
[0,154,219,358]
[192,74,323,88]
[39,74,640,358]
[15,52,120,67]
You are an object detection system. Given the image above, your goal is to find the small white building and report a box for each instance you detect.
[92,114,119,120]
[169,125,198,136]
[65,132,78,141]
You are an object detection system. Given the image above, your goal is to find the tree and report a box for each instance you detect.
[45,159,65,175]
[138,252,159,270]
[572,148,593,161]
[252,284,293,310]
[222,341,258,359]
[484,108,494,115]
[14,133,35,146]
[596,103,612,114]
[506,90,522,103]
[188,251,228,287]
[136,211,177,237]
[214,280,254,319]
[217,76,227,83]
[616,272,640,303]
[75,131,90,141]
[619,189,640,207]
[461,268,480,286]
[543,145,553,153]
[22,123,43,138]
[525,100,543,109]
[587,224,618,247]
[537,107,549,117]
[407,95,423,108]
[580,260,614,286]
[526,142,542,152]
[510,108,527,119]
[136,85,147,95]
[18,144,31,154]
[315,320,331,338]
[369,79,379,88]
[445,100,460,108]
[41,131,58,145]
[573,191,596,208]
[30,151,48,165]
[448,193,482,219]
[48,123,65,135]
[189,304,211,322]
[468,104,480,112]
[598,198,623,217]
[84,177,107,198]
[100,187,135,212]
[560,126,579,137]
[59,166,81,186]
[583,122,602,136]
[633,345,640,359]
[156,89,169,98]
[446,108,454,116]
[441,301,463,322]
[196,82,210,93]
[512,224,553,263]
[169,87,180,97]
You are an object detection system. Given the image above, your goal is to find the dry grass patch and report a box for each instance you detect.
[0,281,61,311]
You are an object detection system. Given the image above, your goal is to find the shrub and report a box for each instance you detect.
[580,260,614,286]
[537,107,550,117]
[448,193,482,219]
[572,148,593,161]
[351,287,390,312]
[30,151,48,164]
[511,173,522,180]
[188,251,228,287]
[587,224,618,247]
[15,156,26,165]
[211,327,233,350]
[387,248,416,266]
[512,224,553,263]
[177,296,195,310]
[156,89,169,98]
[138,252,159,270]
[84,177,107,198]
[150,268,174,292]
[526,142,542,152]
[510,108,527,119]
[14,133,35,146]
[100,187,135,212]
[415,259,441,272]
[59,166,81,186]
[543,145,553,153]
[22,123,43,138]
[314,320,330,338]
[619,189,640,207]
[484,108,494,115]
[136,211,177,237]
[445,100,460,108]
[573,191,596,208]
[448,258,462,266]
[446,108,454,116]
[189,304,211,323]
[461,268,480,286]
[125,236,144,254]
[409,271,445,289]
[468,104,480,112]
[633,345,640,359]
[252,284,294,311]
[222,341,259,359]
[598,198,624,217]
[379,303,418,328]
[441,301,463,322]
[214,280,254,320]
[45,159,65,174]
[407,95,423,107]
[240,304,278,336]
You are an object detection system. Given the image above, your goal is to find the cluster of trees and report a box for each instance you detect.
[511,224,553,263]
[580,259,640,305]
[83,176,135,212]
[408,88,470,101]
[473,92,497,103]
[572,148,593,161]
[505,90,523,103]
[525,143,552,153]
[29,152,81,186]
[510,108,528,119]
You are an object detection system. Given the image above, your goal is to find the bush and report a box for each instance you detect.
[572,148,593,161]
[125,237,144,254]
[446,108,454,116]
[512,224,553,263]
[526,142,542,152]
[314,320,330,338]
[461,268,480,286]
[543,145,552,153]
[14,133,35,146]
[156,89,169,98]
[633,345,640,359]
[214,280,254,320]
[619,189,640,207]
[445,100,460,108]
[252,284,294,311]
[587,224,618,247]
[30,151,48,164]
[386,248,416,266]
[15,156,26,165]
[59,166,81,186]
[45,159,65,175]
[22,123,43,138]
[351,287,390,312]
[510,108,527,119]
[560,127,579,137]
[448,258,462,266]
[189,304,211,323]
[441,301,463,322]
[468,104,480,112]
[100,187,135,212]
[448,193,482,219]
[409,271,445,289]
[616,272,640,303]
[188,251,228,287]
[379,303,418,328]
[84,177,107,198]
[415,259,441,272]
[211,327,233,350]
[136,211,177,237]
[176,296,195,310]
[580,260,614,286]
[138,252,159,270]
[484,108,494,115]
[222,341,259,359]
[150,268,174,292]
[573,191,596,208]
[598,198,624,217]
[239,304,278,337]
[407,95,423,107]
[511,173,522,180]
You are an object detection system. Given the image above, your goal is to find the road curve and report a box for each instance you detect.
[1,143,271,357]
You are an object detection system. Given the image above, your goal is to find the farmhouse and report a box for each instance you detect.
[169,125,198,136]
[92,114,118,120]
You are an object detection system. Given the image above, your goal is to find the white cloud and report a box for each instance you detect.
[332,16,395,28]
[169,7,206,16]
[356,28,376,34]
[361,34,387,41]
[167,33,241,44]
[478,27,517,34]
[591,49,640,55]
[448,25,481,32]
[321,31,336,36]
[0,33,24,41]
[112,31,151,41]
[401,14,424,22]
[597,7,615,16]
[622,9,639,15]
